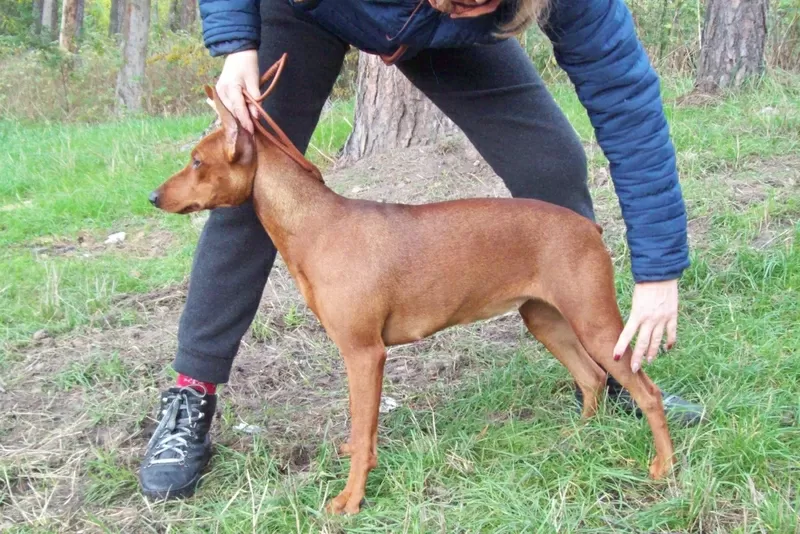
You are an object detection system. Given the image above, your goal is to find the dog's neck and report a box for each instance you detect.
[251,137,342,258]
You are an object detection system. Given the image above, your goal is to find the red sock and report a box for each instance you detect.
[176,374,217,395]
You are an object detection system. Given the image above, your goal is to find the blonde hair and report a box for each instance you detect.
[497,0,551,37]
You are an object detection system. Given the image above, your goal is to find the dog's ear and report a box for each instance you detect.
[204,85,249,163]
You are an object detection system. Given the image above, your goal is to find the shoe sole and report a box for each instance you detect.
[141,473,204,501]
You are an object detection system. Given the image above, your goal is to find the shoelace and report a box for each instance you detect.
[146,387,207,465]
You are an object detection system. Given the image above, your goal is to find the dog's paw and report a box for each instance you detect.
[649,455,674,480]
[338,442,354,457]
[326,490,364,515]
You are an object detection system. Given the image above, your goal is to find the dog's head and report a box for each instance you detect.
[149,86,257,214]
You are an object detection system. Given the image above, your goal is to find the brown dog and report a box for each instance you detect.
[150,54,674,515]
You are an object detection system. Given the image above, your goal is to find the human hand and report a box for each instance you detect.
[613,279,679,373]
[215,49,260,134]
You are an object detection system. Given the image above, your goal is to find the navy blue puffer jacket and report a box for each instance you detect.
[198,0,690,283]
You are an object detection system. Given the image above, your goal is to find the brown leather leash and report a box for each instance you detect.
[242,53,324,182]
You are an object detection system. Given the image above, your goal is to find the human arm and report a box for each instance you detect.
[542,0,689,370]
[199,0,262,132]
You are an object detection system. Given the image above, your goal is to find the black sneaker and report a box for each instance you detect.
[139,387,216,500]
[575,377,705,427]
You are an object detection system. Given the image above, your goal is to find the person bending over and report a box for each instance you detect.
[139,0,704,500]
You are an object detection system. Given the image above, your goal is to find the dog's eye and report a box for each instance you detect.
[192,158,202,169]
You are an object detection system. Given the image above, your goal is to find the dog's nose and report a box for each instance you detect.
[148,191,160,207]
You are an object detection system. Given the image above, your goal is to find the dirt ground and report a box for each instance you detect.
[1,134,797,529]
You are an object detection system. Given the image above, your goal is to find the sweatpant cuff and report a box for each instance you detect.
[173,347,235,384]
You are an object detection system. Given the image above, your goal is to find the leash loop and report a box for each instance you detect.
[243,53,323,182]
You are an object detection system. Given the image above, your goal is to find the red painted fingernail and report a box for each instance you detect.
[613,353,621,361]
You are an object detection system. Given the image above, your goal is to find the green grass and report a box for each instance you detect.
[550,75,800,173]
[2,76,796,348]
[1,73,799,532]
[0,117,208,244]
[0,117,202,346]
[75,266,800,532]
[70,243,799,533]
[307,99,355,162]
[0,100,354,346]
[51,352,132,391]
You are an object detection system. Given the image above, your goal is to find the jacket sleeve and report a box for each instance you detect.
[199,0,261,57]
[542,0,690,282]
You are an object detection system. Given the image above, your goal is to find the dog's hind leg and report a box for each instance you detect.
[519,299,607,419]
[326,340,386,515]
[579,333,675,479]
[551,258,675,479]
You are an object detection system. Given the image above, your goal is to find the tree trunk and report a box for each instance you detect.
[168,0,179,31]
[116,0,151,112]
[109,0,125,35]
[40,0,58,40]
[169,0,197,32]
[59,0,84,52]
[32,0,44,35]
[76,0,85,38]
[179,0,197,31]
[342,52,457,161]
[695,0,768,93]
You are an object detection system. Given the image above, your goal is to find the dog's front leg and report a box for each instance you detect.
[326,342,387,515]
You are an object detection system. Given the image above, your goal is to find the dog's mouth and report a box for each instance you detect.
[178,203,202,214]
